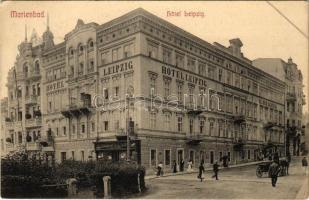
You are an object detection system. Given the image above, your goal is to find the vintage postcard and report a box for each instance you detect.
[0,1,308,199]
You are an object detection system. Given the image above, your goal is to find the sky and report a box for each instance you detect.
[0,1,308,112]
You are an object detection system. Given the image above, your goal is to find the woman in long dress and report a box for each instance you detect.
[187,160,193,172]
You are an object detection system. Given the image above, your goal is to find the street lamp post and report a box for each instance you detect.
[126,86,134,161]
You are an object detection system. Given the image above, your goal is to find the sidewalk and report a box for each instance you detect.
[145,161,263,180]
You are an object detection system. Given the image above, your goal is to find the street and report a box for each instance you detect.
[139,158,308,199]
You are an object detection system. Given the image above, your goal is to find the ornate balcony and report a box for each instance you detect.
[286,92,296,102]
[26,71,41,81]
[233,115,246,124]
[186,133,202,145]
[25,117,42,128]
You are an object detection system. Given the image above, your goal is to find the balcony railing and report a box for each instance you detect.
[186,133,202,145]
[233,115,246,124]
[61,100,92,118]
[286,92,296,102]
[233,137,245,151]
[25,95,38,105]
[25,117,42,128]
[26,142,41,151]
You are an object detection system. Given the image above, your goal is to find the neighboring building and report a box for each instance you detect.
[1,97,8,157]
[253,58,306,156]
[3,8,287,171]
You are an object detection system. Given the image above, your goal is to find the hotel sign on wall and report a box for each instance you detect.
[102,61,133,76]
[162,65,207,87]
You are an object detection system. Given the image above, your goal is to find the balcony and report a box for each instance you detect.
[115,128,127,140]
[61,94,92,118]
[6,143,15,152]
[186,133,202,145]
[5,121,14,130]
[25,95,39,105]
[233,137,245,151]
[26,142,41,151]
[286,92,296,102]
[233,115,246,124]
[26,71,41,81]
[25,117,42,128]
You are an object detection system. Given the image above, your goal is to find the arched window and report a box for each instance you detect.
[68,47,74,56]
[88,39,94,48]
[78,43,84,54]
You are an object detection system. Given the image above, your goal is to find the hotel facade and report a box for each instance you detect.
[2,8,288,171]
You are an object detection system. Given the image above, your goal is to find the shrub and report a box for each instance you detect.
[93,160,146,197]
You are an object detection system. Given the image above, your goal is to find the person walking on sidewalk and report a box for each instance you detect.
[212,161,219,180]
[172,160,177,173]
[198,161,205,182]
[268,160,281,187]
[157,162,163,176]
[302,157,308,175]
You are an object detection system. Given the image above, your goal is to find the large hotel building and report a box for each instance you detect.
[2,8,298,171]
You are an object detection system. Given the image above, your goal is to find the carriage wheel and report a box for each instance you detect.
[256,167,263,178]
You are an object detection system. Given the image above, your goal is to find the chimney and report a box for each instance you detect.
[229,38,243,57]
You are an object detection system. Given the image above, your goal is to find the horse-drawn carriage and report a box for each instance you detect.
[256,159,289,178]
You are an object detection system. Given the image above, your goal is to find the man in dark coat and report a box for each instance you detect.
[180,159,185,172]
[212,161,219,180]
[172,160,177,173]
[198,161,205,182]
[268,161,280,187]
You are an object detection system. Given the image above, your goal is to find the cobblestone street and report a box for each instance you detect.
[139,158,308,199]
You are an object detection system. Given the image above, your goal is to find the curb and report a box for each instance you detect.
[145,161,263,180]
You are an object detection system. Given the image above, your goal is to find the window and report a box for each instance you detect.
[189,118,194,134]
[218,69,223,82]
[177,83,183,103]
[208,65,216,79]
[81,124,85,133]
[176,54,184,68]
[18,132,22,143]
[209,121,214,136]
[71,151,75,160]
[114,86,119,97]
[164,113,171,131]
[150,149,157,166]
[149,77,156,96]
[88,60,94,72]
[63,126,66,136]
[188,87,194,106]
[61,152,66,162]
[228,152,231,162]
[104,88,109,100]
[147,43,158,58]
[112,48,121,61]
[163,79,171,99]
[56,127,59,136]
[162,48,172,64]
[32,85,36,96]
[177,116,183,132]
[81,151,85,161]
[150,113,157,129]
[187,58,195,72]
[101,52,109,64]
[79,45,84,54]
[247,150,251,160]
[124,43,134,58]
[226,71,232,85]
[199,119,205,134]
[37,83,41,96]
[79,62,84,75]
[72,125,76,134]
[91,122,95,132]
[164,149,171,166]
[198,63,206,77]
[104,121,109,131]
[88,40,94,48]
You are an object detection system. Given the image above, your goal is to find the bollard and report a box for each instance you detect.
[137,173,141,193]
[103,176,111,199]
[66,178,77,197]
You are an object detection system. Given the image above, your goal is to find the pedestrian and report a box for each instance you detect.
[157,162,163,176]
[172,160,177,173]
[286,157,290,175]
[198,161,205,182]
[180,159,185,172]
[187,160,193,172]
[302,157,308,175]
[273,152,279,164]
[268,160,281,187]
[212,161,219,180]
